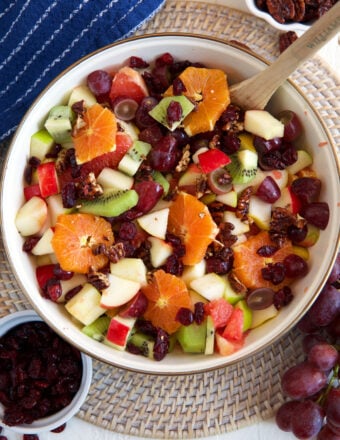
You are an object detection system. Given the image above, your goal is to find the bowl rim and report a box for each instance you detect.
[0,310,92,433]
[1,33,339,375]
[244,0,311,32]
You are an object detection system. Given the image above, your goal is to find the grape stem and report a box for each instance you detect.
[317,364,339,407]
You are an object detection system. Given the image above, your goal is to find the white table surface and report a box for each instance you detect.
[2,1,338,439]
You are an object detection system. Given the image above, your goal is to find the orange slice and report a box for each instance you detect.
[142,269,191,334]
[168,192,219,265]
[72,103,117,164]
[232,231,295,290]
[164,66,230,136]
[51,213,114,274]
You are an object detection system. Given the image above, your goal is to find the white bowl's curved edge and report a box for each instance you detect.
[0,310,92,434]
[0,34,339,376]
[244,0,311,32]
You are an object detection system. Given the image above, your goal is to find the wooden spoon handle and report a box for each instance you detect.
[230,2,340,110]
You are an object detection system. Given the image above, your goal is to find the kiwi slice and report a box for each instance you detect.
[79,189,138,217]
[149,95,195,131]
[82,315,110,341]
[128,332,155,359]
[176,319,207,353]
[118,140,151,176]
[226,149,258,184]
[44,105,75,144]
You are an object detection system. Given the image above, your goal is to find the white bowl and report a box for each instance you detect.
[245,0,311,32]
[0,310,92,434]
[1,34,339,375]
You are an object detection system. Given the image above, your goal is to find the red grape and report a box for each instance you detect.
[275,400,300,432]
[307,343,338,371]
[300,202,330,230]
[112,97,138,121]
[278,110,303,142]
[281,361,328,399]
[326,389,340,427]
[291,400,324,439]
[283,254,308,278]
[87,69,112,102]
[318,424,340,440]
[256,176,281,203]
[246,287,275,310]
[308,284,340,327]
[291,177,321,206]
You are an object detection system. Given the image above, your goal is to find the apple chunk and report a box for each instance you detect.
[137,208,169,239]
[65,283,105,325]
[15,196,48,236]
[148,237,173,268]
[100,274,141,308]
[110,258,147,285]
[244,110,284,140]
[104,315,136,350]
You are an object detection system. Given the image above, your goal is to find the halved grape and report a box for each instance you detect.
[278,110,303,142]
[246,287,275,310]
[207,168,232,194]
[112,97,138,121]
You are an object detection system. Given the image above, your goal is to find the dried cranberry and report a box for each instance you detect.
[64,285,82,301]
[257,245,279,257]
[61,182,77,208]
[205,257,232,274]
[22,237,40,253]
[274,286,293,309]
[163,254,184,276]
[194,302,205,325]
[118,222,137,240]
[53,264,73,281]
[173,77,186,95]
[167,100,182,128]
[176,308,194,326]
[45,279,62,302]
[129,56,149,68]
[262,262,286,285]
[153,328,169,361]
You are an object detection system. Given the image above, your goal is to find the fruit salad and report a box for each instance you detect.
[15,52,330,361]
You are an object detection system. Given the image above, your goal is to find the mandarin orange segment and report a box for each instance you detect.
[51,213,114,274]
[164,67,230,136]
[72,103,117,164]
[168,192,219,266]
[232,231,295,290]
[142,269,191,334]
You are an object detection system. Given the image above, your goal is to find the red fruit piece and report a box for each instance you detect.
[37,162,59,198]
[24,183,41,201]
[222,307,244,341]
[36,264,55,289]
[110,66,148,105]
[204,298,233,328]
[197,149,231,174]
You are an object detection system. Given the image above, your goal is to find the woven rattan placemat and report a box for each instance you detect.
[1,1,339,438]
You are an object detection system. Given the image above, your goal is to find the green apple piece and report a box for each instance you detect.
[181,259,206,286]
[15,196,48,237]
[286,150,313,175]
[117,119,140,141]
[248,195,272,230]
[31,227,54,256]
[148,237,173,268]
[149,95,195,131]
[137,208,169,240]
[223,211,250,235]
[216,190,238,207]
[250,304,279,329]
[82,315,111,342]
[223,276,245,305]
[292,245,310,261]
[298,223,320,247]
[110,258,147,285]
[44,105,74,144]
[176,319,207,353]
[190,273,226,301]
[205,315,215,355]
[244,110,284,140]
[235,300,252,331]
[30,129,55,161]
[65,283,105,326]
[97,167,134,191]
[68,85,97,108]
[101,274,141,309]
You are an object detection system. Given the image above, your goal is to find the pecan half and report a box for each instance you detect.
[87,269,110,291]
[77,172,103,200]
[269,207,296,246]
[266,0,296,23]
[279,31,298,53]
[236,187,253,221]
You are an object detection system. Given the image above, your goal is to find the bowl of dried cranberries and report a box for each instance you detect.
[245,0,337,32]
[1,34,339,375]
[0,310,92,434]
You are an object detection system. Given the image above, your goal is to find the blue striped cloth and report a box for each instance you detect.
[0,0,165,142]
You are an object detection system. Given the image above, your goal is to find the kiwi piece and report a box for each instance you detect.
[82,315,110,341]
[176,319,207,353]
[79,189,138,217]
[44,105,75,144]
[118,140,151,176]
[152,170,170,195]
[128,332,155,358]
[149,95,195,131]
[226,149,258,184]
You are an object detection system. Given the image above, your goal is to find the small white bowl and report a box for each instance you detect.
[0,310,92,434]
[1,34,339,375]
[245,0,311,32]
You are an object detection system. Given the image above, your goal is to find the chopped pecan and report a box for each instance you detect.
[175,144,191,173]
[87,269,110,291]
[77,172,103,200]
[92,242,126,263]
[292,0,306,21]
[208,201,226,225]
[236,187,253,221]
[208,135,221,150]
[228,271,247,295]
[269,207,297,246]
[279,31,298,53]
[217,222,238,248]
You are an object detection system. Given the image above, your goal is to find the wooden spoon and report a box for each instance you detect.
[230,2,340,110]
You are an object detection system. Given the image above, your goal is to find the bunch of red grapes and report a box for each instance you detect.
[276,253,340,439]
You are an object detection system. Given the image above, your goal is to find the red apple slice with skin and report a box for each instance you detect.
[37,161,59,198]
[100,274,141,309]
[15,196,48,236]
[104,315,136,350]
